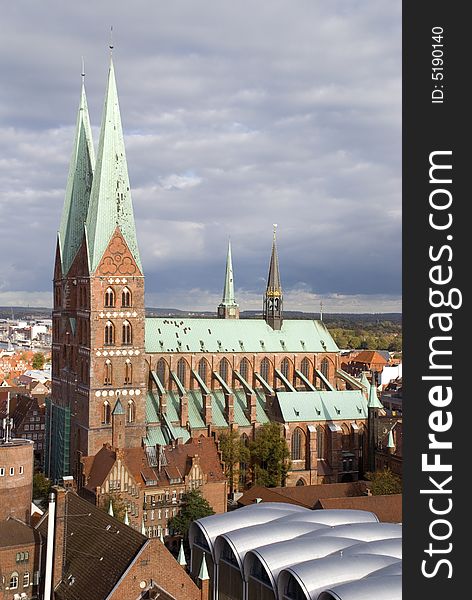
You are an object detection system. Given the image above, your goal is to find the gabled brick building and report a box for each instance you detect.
[80,434,226,537]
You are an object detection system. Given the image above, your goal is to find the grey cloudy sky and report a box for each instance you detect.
[0,1,401,313]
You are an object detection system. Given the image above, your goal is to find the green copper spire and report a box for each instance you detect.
[86,58,142,273]
[218,240,239,318]
[387,428,395,449]
[198,554,209,581]
[368,380,384,410]
[112,398,125,415]
[59,78,95,275]
[222,240,235,305]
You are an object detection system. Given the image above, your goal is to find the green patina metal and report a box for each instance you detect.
[276,390,367,423]
[44,399,71,482]
[59,81,95,275]
[145,317,339,354]
[86,59,142,273]
[220,240,237,307]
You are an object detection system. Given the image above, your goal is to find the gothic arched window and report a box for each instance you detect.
[281,358,290,379]
[104,360,112,386]
[219,358,229,383]
[125,359,132,385]
[261,357,270,382]
[291,428,303,460]
[198,359,207,382]
[157,358,167,387]
[301,357,310,378]
[122,321,132,345]
[122,287,132,308]
[105,287,115,308]
[321,358,329,380]
[317,426,325,459]
[127,400,136,423]
[102,401,111,424]
[104,321,115,345]
[177,358,187,386]
[240,358,249,382]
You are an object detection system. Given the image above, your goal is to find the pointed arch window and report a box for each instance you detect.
[301,357,310,378]
[102,401,111,425]
[104,360,112,386]
[321,358,329,380]
[122,320,132,345]
[177,358,187,385]
[291,427,303,461]
[198,359,207,382]
[105,287,115,308]
[281,358,290,379]
[219,358,229,383]
[240,358,249,382]
[127,400,136,423]
[317,426,325,459]
[125,359,133,385]
[157,358,167,387]
[261,357,270,382]
[122,287,132,308]
[104,321,115,346]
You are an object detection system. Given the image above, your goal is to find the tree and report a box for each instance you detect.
[32,352,45,370]
[168,489,214,538]
[33,472,51,508]
[101,493,128,522]
[218,429,250,493]
[365,469,402,495]
[250,422,291,487]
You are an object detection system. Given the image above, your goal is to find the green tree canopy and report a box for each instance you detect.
[32,352,45,370]
[101,493,128,522]
[250,422,291,488]
[169,489,214,538]
[365,469,402,495]
[219,429,250,493]
[32,472,51,508]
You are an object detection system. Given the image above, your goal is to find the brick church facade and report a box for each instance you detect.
[47,58,383,494]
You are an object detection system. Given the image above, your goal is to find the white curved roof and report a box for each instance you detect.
[309,522,402,542]
[277,554,400,600]
[214,520,330,569]
[365,561,403,578]
[243,536,361,591]
[189,502,308,556]
[333,538,402,559]
[318,574,401,600]
[283,509,379,526]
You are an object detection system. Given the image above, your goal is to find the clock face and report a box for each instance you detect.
[229,307,235,315]
[268,298,274,310]
[274,297,279,310]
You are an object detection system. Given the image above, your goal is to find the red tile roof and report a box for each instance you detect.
[315,494,402,523]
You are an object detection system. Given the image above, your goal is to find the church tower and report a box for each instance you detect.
[263,225,283,330]
[217,240,239,319]
[49,59,146,480]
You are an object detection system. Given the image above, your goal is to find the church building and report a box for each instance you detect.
[47,57,379,491]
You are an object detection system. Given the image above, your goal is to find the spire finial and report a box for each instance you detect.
[81,56,85,82]
[320,299,323,321]
[273,223,278,241]
[109,26,114,55]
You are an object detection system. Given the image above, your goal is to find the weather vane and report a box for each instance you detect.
[109,26,114,54]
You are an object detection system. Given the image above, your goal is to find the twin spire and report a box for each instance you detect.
[59,58,141,276]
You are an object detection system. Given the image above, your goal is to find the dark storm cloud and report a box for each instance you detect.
[0,1,401,312]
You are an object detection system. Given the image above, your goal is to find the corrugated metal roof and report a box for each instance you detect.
[276,390,367,422]
[144,318,338,354]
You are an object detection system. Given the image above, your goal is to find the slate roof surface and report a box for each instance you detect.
[37,492,147,600]
[144,318,338,354]
[0,518,37,548]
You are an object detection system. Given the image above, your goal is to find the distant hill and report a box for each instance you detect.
[1,306,402,325]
